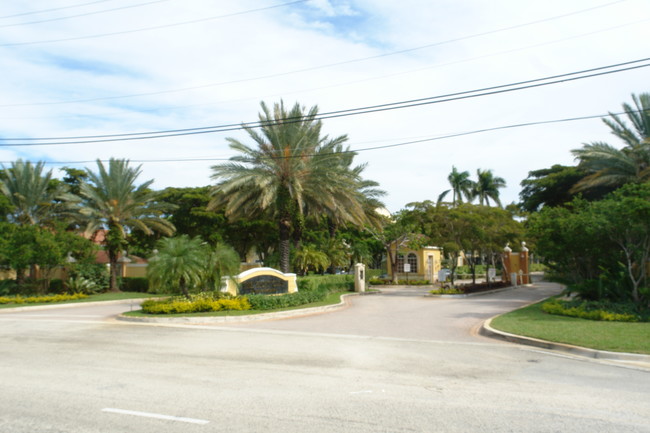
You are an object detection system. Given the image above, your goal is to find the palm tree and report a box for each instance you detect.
[203,243,241,291]
[0,160,75,226]
[147,235,207,297]
[293,245,330,276]
[78,159,175,291]
[572,93,650,191]
[437,166,474,206]
[472,169,506,207]
[210,100,377,273]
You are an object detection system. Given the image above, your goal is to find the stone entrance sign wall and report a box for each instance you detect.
[221,267,298,296]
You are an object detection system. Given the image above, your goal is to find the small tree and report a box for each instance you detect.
[293,245,330,276]
[147,235,208,297]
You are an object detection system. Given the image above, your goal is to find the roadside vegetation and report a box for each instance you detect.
[491,300,650,354]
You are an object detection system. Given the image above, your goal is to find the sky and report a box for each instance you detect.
[0,0,649,213]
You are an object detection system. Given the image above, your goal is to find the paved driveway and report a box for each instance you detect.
[217,282,563,342]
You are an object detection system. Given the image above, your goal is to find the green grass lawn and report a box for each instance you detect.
[123,290,353,318]
[491,300,650,355]
[0,292,164,309]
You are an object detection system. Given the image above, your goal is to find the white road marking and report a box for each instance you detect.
[102,408,209,425]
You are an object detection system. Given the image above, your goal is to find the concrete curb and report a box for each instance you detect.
[0,298,151,313]
[480,317,650,367]
[116,293,359,324]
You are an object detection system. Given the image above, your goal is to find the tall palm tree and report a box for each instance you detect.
[472,169,506,207]
[210,101,377,273]
[0,160,75,226]
[572,93,650,191]
[437,166,474,206]
[79,159,175,291]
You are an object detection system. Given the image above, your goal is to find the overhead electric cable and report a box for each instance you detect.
[2,57,648,145]
[0,0,309,47]
[0,0,112,20]
[4,108,647,166]
[0,0,168,29]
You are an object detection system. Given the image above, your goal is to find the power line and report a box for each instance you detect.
[2,57,648,145]
[3,15,645,122]
[0,0,631,106]
[2,108,640,166]
[0,0,112,20]
[0,0,168,29]
[0,0,309,47]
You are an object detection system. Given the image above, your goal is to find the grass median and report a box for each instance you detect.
[491,300,650,355]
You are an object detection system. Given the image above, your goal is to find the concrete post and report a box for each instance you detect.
[354,263,366,293]
[520,242,530,284]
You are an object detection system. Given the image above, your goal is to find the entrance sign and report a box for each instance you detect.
[240,275,288,295]
[221,267,298,296]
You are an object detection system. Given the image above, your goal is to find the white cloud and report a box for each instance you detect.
[0,0,649,212]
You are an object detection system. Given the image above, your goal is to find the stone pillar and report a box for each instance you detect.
[354,263,366,293]
[502,243,512,284]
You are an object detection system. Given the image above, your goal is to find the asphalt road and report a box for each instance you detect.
[0,283,649,433]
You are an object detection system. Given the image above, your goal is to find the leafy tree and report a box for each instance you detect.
[437,166,474,206]
[472,169,506,207]
[78,159,175,291]
[593,183,650,304]
[518,164,612,212]
[60,166,89,196]
[572,93,650,192]
[0,222,96,292]
[210,101,376,273]
[158,186,226,245]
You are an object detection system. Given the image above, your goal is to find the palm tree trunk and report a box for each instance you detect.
[108,249,120,292]
[279,217,291,273]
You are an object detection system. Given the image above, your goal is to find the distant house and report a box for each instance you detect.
[386,245,443,282]
[86,230,147,278]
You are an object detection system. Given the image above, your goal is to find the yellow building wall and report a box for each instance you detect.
[386,246,442,282]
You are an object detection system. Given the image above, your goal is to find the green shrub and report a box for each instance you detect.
[430,287,463,295]
[122,277,149,293]
[0,279,17,296]
[297,274,353,292]
[69,263,109,291]
[541,298,645,322]
[48,279,65,294]
[140,292,251,314]
[66,276,100,295]
[0,293,88,305]
[246,289,328,311]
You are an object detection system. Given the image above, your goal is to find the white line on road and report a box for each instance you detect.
[102,408,210,425]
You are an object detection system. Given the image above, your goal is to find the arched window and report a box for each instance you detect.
[407,253,418,273]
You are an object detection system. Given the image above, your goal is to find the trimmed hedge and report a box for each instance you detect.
[0,293,88,305]
[121,277,149,293]
[141,294,250,314]
[246,289,328,311]
[541,298,646,322]
[297,274,354,292]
